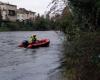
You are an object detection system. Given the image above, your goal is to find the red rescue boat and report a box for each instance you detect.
[18,39,50,48]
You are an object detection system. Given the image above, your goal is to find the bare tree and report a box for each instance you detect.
[47,0,67,16]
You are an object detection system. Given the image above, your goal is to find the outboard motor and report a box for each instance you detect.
[22,40,29,47]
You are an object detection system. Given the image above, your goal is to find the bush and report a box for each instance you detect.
[61,32,100,80]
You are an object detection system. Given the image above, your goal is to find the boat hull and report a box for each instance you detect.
[18,39,50,48]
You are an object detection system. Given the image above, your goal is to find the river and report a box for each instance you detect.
[0,31,66,80]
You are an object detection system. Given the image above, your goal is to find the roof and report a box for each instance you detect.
[17,8,29,14]
[17,8,36,14]
[0,1,17,7]
[28,11,36,14]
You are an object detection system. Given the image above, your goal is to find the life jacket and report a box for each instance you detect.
[28,36,37,43]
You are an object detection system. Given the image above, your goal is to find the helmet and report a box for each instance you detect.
[32,34,36,37]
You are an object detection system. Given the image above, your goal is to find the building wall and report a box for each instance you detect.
[17,13,23,21]
[0,5,7,20]
[17,9,35,21]
[0,3,17,21]
[6,5,17,21]
[0,5,7,10]
[17,13,28,21]
[0,2,35,22]
[2,10,7,20]
[28,12,35,20]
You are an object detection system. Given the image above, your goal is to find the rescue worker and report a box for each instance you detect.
[28,34,37,43]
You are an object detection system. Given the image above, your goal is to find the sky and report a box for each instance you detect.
[0,0,51,14]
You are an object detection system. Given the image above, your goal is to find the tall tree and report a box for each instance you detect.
[50,0,100,31]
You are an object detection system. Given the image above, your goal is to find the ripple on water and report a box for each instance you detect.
[0,31,64,80]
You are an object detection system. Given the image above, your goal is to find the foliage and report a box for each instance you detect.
[0,15,57,31]
[50,0,100,32]
[61,32,100,80]
[69,0,100,31]
[50,0,100,80]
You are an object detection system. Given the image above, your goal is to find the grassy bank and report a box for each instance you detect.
[61,31,100,80]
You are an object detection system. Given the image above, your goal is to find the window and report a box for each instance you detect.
[8,10,16,16]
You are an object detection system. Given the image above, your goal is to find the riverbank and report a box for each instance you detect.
[61,31,100,80]
[0,15,58,32]
[0,21,54,31]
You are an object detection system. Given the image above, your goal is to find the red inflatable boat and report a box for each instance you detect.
[19,39,50,48]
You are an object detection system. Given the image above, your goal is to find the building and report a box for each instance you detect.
[17,8,28,21]
[28,11,35,20]
[0,1,35,22]
[0,2,17,22]
[17,8,35,22]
